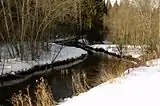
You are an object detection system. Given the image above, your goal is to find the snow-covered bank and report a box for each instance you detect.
[58,58,160,106]
[91,44,143,58]
[0,43,87,75]
[77,38,144,59]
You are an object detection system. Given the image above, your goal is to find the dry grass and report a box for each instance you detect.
[105,0,160,58]
[86,59,135,87]
[11,77,55,106]
[71,58,135,95]
[71,70,89,95]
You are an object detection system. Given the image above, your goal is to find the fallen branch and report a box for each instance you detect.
[75,42,142,65]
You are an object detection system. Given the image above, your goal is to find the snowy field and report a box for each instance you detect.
[58,58,160,106]
[0,43,87,75]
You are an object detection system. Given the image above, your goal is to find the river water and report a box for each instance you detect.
[0,54,135,105]
[48,54,135,101]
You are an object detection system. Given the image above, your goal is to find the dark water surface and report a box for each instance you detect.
[48,54,104,101]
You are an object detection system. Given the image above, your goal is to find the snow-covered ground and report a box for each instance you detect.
[0,43,87,75]
[91,44,144,58]
[58,58,160,106]
[78,38,144,59]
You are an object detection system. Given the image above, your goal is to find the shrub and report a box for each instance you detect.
[105,0,160,56]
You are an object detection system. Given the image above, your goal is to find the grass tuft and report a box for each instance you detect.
[11,77,55,106]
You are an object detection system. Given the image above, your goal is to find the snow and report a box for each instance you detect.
[91,44,143,58]
[104,0,121,6]
[0,43,87,75]
[78,39,90,45]
[104,0,159,8]
[146,58,160,67]
[78,39,112,45]
[58,59,160,106]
